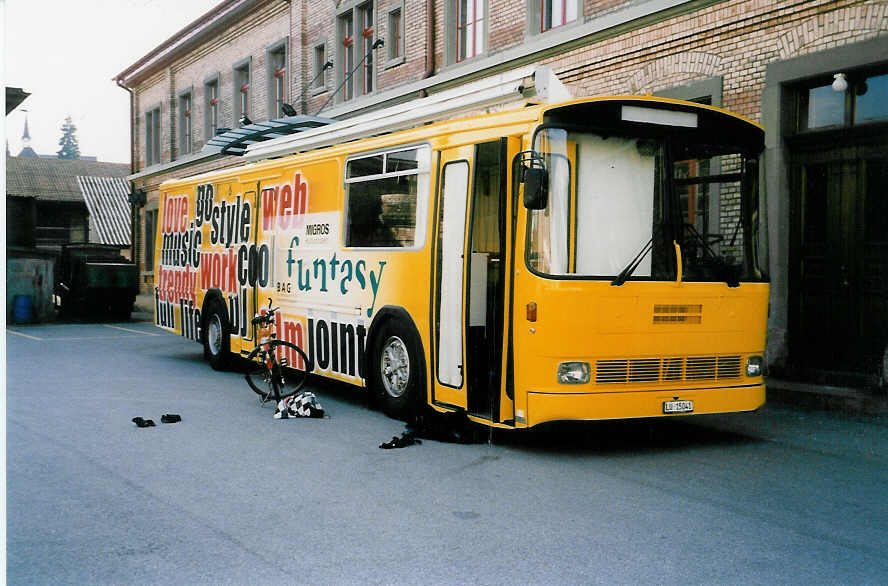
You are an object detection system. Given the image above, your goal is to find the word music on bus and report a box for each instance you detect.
[153,66,769,429]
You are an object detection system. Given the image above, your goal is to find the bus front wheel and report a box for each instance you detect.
[371,320,424,421]
[203,300,231,371]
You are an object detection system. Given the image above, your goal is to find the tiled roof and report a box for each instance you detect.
[5,156,129,202]
[77,176,132,246]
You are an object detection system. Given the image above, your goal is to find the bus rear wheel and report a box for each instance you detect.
[371,320,424,422]
[203,300,231,371]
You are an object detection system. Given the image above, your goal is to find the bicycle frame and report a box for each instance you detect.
[245,301,311,404]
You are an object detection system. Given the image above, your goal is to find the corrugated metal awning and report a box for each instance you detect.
[77,176,132,246]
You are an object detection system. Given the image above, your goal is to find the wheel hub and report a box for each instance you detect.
[380,335,410,398]
[208,315,223,355]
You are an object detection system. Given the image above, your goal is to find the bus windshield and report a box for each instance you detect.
[526,127,765,284]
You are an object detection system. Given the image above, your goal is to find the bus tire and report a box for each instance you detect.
[370,319,425,422]
[203,300,231,371]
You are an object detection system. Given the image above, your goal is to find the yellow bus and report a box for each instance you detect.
[154,93,768,428]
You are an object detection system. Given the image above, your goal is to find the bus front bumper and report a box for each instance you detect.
[520,383,765,427]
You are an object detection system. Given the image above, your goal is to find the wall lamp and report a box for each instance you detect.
[832,73,848,92]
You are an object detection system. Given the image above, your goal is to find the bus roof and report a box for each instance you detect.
[159,95,763,191]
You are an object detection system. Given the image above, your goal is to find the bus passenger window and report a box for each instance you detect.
[345,147,430,248]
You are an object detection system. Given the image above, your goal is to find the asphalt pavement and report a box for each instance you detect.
[6,316,888,585]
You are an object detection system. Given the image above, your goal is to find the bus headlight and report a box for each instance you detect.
[557,362,591,384]
[746,356,763,377]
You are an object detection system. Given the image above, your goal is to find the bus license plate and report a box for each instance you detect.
[663,400,694,414]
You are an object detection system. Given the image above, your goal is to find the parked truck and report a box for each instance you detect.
[55,244,139,319]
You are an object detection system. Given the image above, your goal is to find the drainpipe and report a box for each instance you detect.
[116,79,138,262]
[419,0,435,98]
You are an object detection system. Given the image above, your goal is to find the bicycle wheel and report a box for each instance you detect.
[244,340,311,402]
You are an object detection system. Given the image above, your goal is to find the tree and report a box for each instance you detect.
[57,116,81,159]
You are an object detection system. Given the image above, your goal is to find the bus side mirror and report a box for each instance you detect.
[523,167,548,210]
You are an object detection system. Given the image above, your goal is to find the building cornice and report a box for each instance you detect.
[113,0,270,87]
[127,150,224,183]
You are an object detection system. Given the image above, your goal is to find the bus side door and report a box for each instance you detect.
[431,139,515,421]
[432,147,473,410]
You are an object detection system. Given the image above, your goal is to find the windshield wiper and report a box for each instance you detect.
[611,238,653,286]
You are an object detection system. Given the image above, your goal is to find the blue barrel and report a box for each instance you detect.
[13,295,33,323]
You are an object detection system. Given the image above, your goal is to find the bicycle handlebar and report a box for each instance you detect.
[251,306,280,326]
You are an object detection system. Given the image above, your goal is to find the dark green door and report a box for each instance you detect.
[790,147,888,378]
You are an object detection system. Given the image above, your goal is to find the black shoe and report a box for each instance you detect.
[132,417,156,428]
[161,414,181,424]
[379,431,421,449]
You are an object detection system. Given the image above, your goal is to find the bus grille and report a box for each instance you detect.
[595,355,742,384]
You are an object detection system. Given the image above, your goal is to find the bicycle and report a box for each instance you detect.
[244,299,312,404]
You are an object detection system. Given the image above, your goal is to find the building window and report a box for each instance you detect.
[178,89,192,156]
[359,2,375,94]
[233,59,251,124]
[338,1,377,102]
[145,105,161,167]
[144,209,158,271]
[801,84,845,129]
[457,0,485,62]
[204,75,220,138]
[312,43,329,92]
[339,11,355,101]
[387,5,404,65]
[798,69,888,131]
[267,41,287,118]
[540,0,577,32]
[855,72,888,123]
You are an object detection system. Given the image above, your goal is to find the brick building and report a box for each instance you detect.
[115,0,888,385]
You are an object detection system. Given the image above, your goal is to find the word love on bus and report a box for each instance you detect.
[161,188,254,268]
[165,188,255,246]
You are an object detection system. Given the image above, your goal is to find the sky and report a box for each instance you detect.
[4,0,222,163]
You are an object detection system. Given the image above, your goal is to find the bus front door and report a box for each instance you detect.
[432,140,513,422]
[432,147,472,410]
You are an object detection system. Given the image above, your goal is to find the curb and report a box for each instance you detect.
[766,377,888,416]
